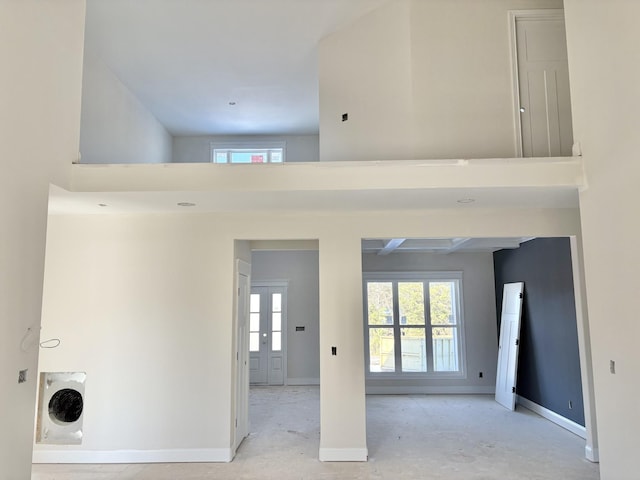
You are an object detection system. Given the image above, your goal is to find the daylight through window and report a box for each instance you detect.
[364,273,464,376]
[212,147,284,164]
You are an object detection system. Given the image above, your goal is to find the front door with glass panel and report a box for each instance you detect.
[249,285,286,385]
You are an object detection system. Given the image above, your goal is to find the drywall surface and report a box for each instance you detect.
[79,52,172,164]
[37,215,235,455]
[173,135,319,163]
[38,207,581,462]
[494,238,584,426]
[362,252,498,392]
[252,250,320,383]
[319,0,414,162]
[0,1,84,478]
[319,0,563,161]
[564,1,640,477]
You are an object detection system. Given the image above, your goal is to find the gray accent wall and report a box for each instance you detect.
[493,238,584,426]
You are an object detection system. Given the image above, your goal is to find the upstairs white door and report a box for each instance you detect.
[515,12,573,157]
[495,282,524,411]
[249,285,287,385]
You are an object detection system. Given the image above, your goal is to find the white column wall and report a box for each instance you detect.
[318,233,367,460]
[564,1,640,478]
[0,1,85,478]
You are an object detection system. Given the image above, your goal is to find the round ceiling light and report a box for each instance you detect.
[456,198,476,204]
[177,202,196,207]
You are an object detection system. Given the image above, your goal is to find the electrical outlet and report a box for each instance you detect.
[478,372,483,378]
[331,346,337,356]
[18,369,27,384]
[341,113,348,122]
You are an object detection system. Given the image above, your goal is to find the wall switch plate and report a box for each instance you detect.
[478,371,483,378]
[18,369,27,384]
[610,360,616,374]
[331,346,337,356]
[341,113,348,122]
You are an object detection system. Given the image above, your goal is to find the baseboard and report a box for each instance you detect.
[366,385,495,395]
[287,377,320,386]
[585,444,599,463]
[318,447,368,462]
[32,448,233,464]
[516,396,586,439]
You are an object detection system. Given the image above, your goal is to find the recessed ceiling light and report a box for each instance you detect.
[177,202,196,207]
[228,101,236,106]
[456,198,475,204]
[98,203,108,207]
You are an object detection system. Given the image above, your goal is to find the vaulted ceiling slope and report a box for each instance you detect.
[84,0,388,136]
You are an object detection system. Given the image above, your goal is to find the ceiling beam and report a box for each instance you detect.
[378,238,406,256]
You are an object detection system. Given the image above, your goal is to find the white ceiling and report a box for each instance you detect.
[85,0,388,136]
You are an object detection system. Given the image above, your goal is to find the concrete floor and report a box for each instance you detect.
[32,386,599,479]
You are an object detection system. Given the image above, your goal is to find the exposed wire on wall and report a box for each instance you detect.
[40,338,61,349]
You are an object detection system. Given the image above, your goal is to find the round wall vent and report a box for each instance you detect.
[48,388,83,424]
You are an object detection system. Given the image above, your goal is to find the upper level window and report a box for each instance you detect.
[211,143,285,164]
[364,272,465,377]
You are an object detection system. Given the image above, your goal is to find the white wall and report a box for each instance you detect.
[37,214,235,461]
[0,1,85,478]
[564,1,640,478]
[319,0,563,161]
[172,135,320,163]
[79,51,172,164]
[38,207,580,463]
[319,0,414,162]
[251,250,320,384]
[362,252,498,393]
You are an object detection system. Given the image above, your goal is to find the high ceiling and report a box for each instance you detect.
[84,0,389,136]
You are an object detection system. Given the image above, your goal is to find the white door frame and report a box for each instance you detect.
[570,237,599,462]
[508,9,566,157]
[252,280,289,386]
[233,259,251,453]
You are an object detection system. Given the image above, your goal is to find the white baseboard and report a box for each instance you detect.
[516,396,586,439]
[585,444,599,463]
[287,377,320,386]
[366,385,495,395]
[318,447,368,462]
[32,448,233,464]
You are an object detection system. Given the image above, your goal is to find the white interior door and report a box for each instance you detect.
[495,282,524,411]
[234,260,250,450]
[514,12,573,157]
[249,284,287,385]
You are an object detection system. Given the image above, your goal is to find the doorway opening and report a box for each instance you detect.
[233,240,320,460]
[361,236,597,463]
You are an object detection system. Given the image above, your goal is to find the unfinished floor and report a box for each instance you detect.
[32,386,599,480]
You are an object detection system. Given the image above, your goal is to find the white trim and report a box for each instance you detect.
[366,386,494,395]
[517,396,586,439]
[585,445,599,464]
[287,377,320,385]
[569,236,599,463]
[318,448,368,462]
[32,448,234,464]
[508,9,566,158]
